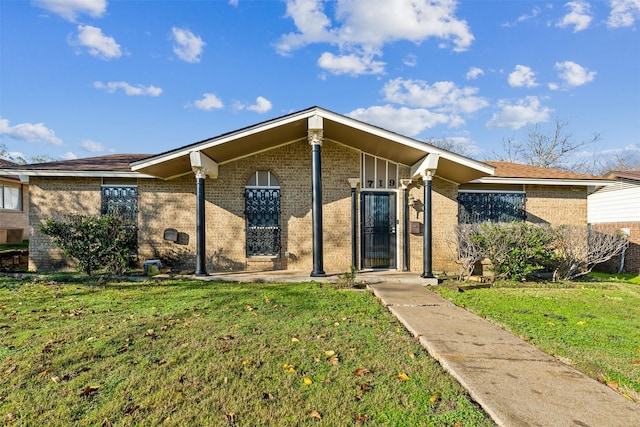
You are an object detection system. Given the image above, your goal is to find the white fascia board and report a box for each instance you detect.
[0,170,154,179]
[471,177,616,186]
[131,109,319,171]
[319,109,494,175]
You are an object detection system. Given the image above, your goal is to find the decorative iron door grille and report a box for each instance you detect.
[361,192,396,269]
[245,188,281,257]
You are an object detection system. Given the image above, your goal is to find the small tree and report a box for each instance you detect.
[39,214,136,275]
[448,223,484,280]
[553,225,628,280]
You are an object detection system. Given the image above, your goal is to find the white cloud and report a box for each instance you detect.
[486,96,552,129]
[607,0,640,27]
[382,78,488,114]
[94,81,163,96]
[33,0,106,22]
[70,25,122,60]
[466,67,484,80]
[0,117,64,145]
[229,0,239,6]
[317,52,385,75]
[554,61,596,86]
[60,151,78,160]
[235,96,273,114]
[508,65,538,88]
[347,105,451,137]
[80,139,105,152]
[171,27,206,63]
[403,54,417,67]
[275,0,473,75]
[190,93,224,111]
[502,6,545,27]
[556,1,593,32]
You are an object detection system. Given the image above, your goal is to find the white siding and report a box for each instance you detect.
[588,186,640,223]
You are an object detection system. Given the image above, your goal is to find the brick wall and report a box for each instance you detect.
[526,185,587,226]
[137,138,358,273]
[28,177,102,271]
[590,222,640,274]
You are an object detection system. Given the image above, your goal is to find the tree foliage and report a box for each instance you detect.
[39,214,137,275]
[497,118,600,171]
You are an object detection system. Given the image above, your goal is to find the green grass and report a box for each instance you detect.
[0,276,493,426]
[433,279,640,400]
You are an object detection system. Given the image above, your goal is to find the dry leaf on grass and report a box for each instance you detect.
[79,385,100,397]
[397,372,410,381]
[309,410,322,419]
[354,368,371,376]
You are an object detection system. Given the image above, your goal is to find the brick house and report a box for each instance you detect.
[0,158,29,243]
[0,107,612,277]
[588,170,640,273]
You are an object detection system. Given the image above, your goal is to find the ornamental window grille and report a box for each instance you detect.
[245,171,281,257]
[458,191,526,224]
[101,185,139,253]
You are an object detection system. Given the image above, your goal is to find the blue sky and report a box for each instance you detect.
[1,0,639,168]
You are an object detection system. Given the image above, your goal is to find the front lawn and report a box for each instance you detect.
[0,276,493,426]
[432,277,640,401]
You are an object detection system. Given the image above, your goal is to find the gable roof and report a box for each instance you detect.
[473,161,614,186]
[0,158,20,182]
[131,106,494,184]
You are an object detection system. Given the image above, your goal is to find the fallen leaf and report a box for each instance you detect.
[409,352,415,360]
[607,381,619,391]
[79,385,100,397]
[146,329,154,335]
[631,361,640,366]
[453,422,464,427]
[37,369,50,378]
[355,413,370,422]
[224,412,236,426]
[327,356,339,365]
[429,393,441,403]
[397,372,409,381]
[262,392,274,400]
[51,376,60,383]
[333,322,340,327]
[354,368,371,376]
[303,377,313,385]
[291,337,299,343]
[325,350,336,357]
[242,359,251,365]
[360,383,373,392]
[309,410,322,420]
[124,405,140,416]
[321,378,332,384]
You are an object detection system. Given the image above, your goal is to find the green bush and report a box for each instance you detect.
[471,222,558,281]
[39,214,137,275]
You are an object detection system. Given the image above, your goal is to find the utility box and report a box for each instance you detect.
[409,221,422,234]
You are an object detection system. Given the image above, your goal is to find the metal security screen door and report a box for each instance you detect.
[361,192,397,269]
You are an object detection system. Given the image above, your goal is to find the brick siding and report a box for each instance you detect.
[590,222,640,274]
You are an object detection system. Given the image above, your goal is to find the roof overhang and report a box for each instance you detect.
[131,107,494,183]
[470,177,616,186]
[0,170,153,183]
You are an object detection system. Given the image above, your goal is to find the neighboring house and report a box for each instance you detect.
[588,170,640,273]
[0,158,29,243]
[0,107,612,277]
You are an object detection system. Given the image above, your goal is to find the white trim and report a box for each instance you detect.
[471,177,614,186]
[459,189,525,194]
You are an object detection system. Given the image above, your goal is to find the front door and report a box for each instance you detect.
[361,192,396,269]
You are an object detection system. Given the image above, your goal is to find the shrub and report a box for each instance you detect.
[39,214,137,275]
[471,222,558,281]
[553,225,628,280]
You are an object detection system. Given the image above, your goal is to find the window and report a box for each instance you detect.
[0,185,22,210]
[458,191,526,224]
[361,154,398,190]
[245,171,281,257]
[101,183,138,254]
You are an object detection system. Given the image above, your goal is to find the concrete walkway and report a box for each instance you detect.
[369,282,639,427]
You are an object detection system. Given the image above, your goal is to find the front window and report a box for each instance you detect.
[245,171,281,257]
[0,185,22,210]
[101,182,138,254]
[458,191,526,224]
